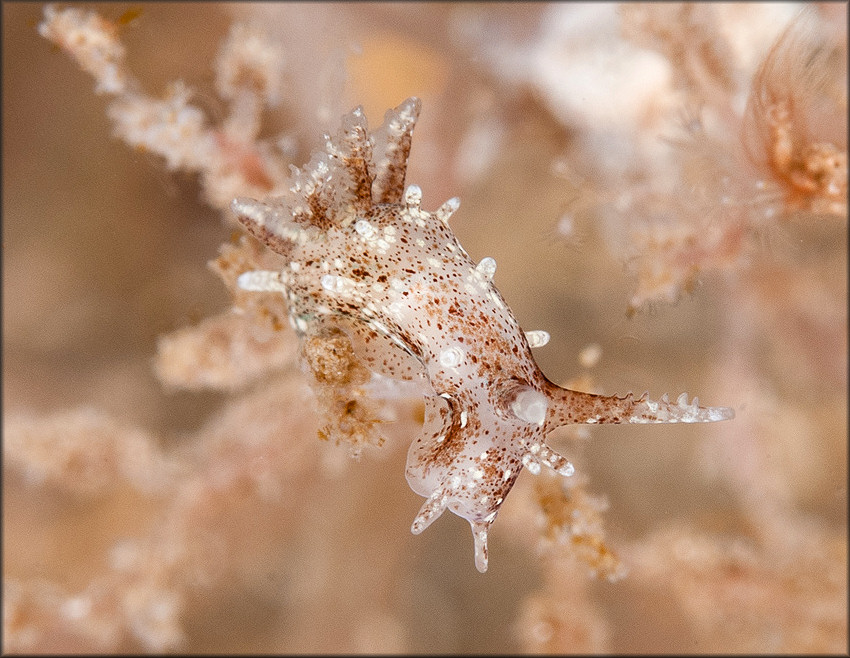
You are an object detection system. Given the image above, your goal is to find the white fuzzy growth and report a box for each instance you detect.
[110,82,214,171]
[531,4,673,133]
[215,23,286,105]
[38,5,129,95]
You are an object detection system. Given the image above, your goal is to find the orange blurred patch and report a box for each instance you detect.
[117,7,143,27]
[346,33,449,125]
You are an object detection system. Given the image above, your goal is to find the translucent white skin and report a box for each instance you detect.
[233,98,734,572]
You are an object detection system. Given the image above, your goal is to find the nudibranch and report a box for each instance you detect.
[232,97,734,572]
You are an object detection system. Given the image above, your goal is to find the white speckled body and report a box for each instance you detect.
[233,98,734,572]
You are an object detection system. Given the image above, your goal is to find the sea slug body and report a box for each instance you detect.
[232,97,734,572]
